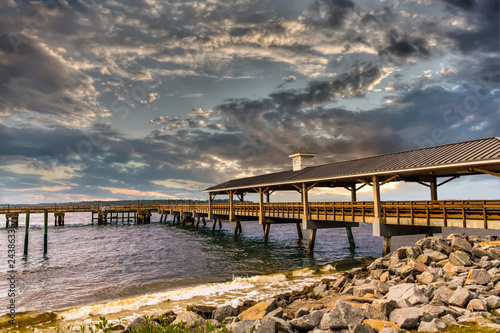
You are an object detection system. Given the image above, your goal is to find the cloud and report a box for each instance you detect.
[282,75,296,83]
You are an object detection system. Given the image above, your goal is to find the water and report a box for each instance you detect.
[1,212,496,331]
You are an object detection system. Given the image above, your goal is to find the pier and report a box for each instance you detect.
[3,137,500,257]
[160,137,500,255]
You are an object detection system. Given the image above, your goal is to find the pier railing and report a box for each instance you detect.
[160,200,500,229]
[0,204,157,214]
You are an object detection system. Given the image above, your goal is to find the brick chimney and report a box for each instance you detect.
[289,147,317,171]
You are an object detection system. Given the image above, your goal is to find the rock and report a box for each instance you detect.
[294,307,309,318]
[472,247,492,259]
[446,276,467,290]
[380,271,390,283]
[488,247,500,260]
[320,300,366,330]
[172,311,205,326]
[417,321,439,332]
[262,317,292,333]
[389,307,424,329]
[332,276,349,289]
[379,325,400,333]
[449,251,471,266]
[230,319,255,333]
[223,316,237,325]
[124,317,158,332]
[386,284,429,306]
[187,305,216,319]
[431,286,454,304]
[416,254,432,265]
[353,323,376,333]
[371,299,398,318]
[238,300,276,321]
[362,303,388,321]
[353,280,380,297]
[417,271,436,284]
[451,237,473,253]
[263,307,283,319]
[423,250,448,262]
[363,319,401,332]
[313,283,327,297]
[465,268,492,285]
[485,295,500,309]
[290,310,323,330]
[467,298,487,311]
[213,305,238,322]
[255,319,275,333]
[448,287,472,308]
[430,236,453,254]
[440,314,458,326]
[420,304,448,317]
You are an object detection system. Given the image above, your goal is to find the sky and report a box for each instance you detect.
[0,0,499,204]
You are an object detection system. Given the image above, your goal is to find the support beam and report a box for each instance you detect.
[208,194,214,220]
[229,191,234,222]
[346,227,355,250]
[302,183,309,223]
[430,177,438,201]
[266,191,270,203]
[372,175,382,223]
[259,187,265,225]
[308,229,316,256]
[296,222,303,240]
[43,211,48,256]
[373,223,442,237]
[263,223,270,242]
[23,211,30,257]
[383,236,391,256]
[471,167,500,178]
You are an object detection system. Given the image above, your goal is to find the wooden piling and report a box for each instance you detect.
[296,223,303,240]
[212,219,217,231]
[346,227,355,250]
[43,211,48,255]
[307,229,316,256]
[23,211,30,256]
[263,224,270,243]
[194,217,200,230]
[218,219,222,229]
[383,236,391,256]
[202,217,206,226]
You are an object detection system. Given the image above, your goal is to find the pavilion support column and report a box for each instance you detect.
[259,188,264,225]
[430,177,438,201]
[426,177,438,237]
[302,182,315,256]
[229,191,234,222]
[208,193,214,221]
[372,175,390,255]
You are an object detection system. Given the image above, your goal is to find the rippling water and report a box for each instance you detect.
[0,212,413,331]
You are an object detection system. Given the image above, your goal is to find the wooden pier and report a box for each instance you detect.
[3,137,500,257]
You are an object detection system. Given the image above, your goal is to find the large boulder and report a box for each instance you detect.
[238,299,277,321]
[386,284,429,306]
[362,303,388,321]
[172,311,205,326]
[262,317,293,333]
[450,237,473,253]
[449,251,471,266]
[448,287,472,308]
[320,300,366,330]
[290,310,323,330]
[423,250,448,262]
[230,320,256,333]
[371,299,398,318]
[187,305,216,319]
[465,269,492,285]
[213,305,238,322]
[389,307,424,329]
[431,286,454,305]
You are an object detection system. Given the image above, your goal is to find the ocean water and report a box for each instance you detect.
[1,212,497,332]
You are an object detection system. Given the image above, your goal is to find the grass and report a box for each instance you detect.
[439,323,500,333]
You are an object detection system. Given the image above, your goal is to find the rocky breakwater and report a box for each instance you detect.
[124,234,500,333]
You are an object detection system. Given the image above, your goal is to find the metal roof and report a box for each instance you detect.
[205,137,500,192]
[289,147,318,155]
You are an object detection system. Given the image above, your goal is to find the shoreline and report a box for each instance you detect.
[72,233,500,333]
